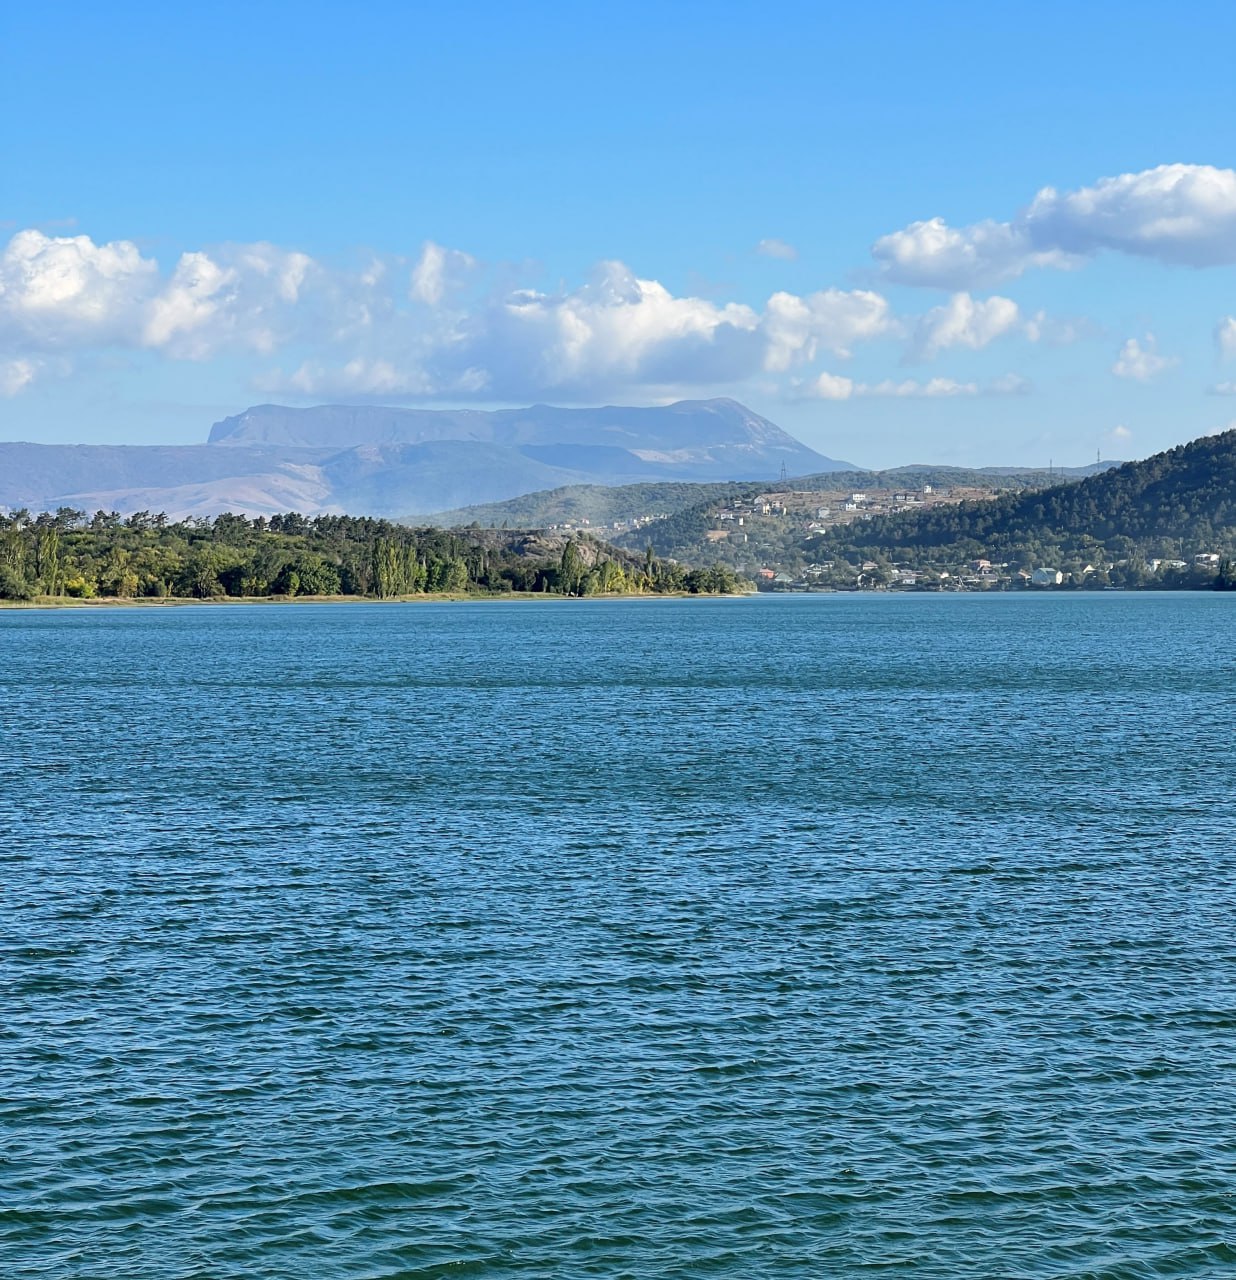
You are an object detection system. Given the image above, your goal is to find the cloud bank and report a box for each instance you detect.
[873,164,1236,288]
[2,229,1039,402]
[793,372,1030,402]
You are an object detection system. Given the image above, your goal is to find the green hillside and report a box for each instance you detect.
[423,463,1114,531]
[809,429,1236,579]
[421,481,748,529]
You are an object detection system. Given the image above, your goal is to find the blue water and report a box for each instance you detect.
[3,594,1235,1278]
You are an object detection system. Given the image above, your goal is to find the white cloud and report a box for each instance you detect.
[142,252,238,355]
[144,243,329,358]
[867,377,979,398]
[762,288,897,371]
[0,358,37,396]
[263,260,769,401]
[792,372,1027,401]
[1111,334,1179,382]
[911,292,1021,359]
[1023,309,1090,346]
[1108,424,1133,441]
[874,163,1236,287]
[1026,165,1236,265]
[799,371,856,400]
[0,229,158,346]
[756,238,798,261]
[1208,381,1236,396]
[0,232,329,364]
[0,228,909,402]
[1217,316,1236,359]
[410,241,477,305]
[470,261,764,396]
[873,218,1076,289]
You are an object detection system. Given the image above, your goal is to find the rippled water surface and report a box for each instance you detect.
[4,594,1236,1278]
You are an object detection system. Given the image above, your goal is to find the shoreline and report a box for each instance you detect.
[0,590,754,610]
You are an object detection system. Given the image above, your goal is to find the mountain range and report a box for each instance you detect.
[0,399,849,520]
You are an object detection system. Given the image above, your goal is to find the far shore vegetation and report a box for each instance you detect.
[0,509,750,604]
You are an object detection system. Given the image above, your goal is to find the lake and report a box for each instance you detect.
[3,594,1235,1277]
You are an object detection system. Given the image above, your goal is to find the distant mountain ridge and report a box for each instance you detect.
[1,398,850,519]
[424,463,1124,529]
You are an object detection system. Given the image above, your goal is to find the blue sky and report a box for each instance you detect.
[3,0,1235,467]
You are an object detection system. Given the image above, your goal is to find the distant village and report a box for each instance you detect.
[755,551,1225,592]
[543,482,1227,591]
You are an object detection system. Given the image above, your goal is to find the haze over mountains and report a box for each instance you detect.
[0,399,848,519]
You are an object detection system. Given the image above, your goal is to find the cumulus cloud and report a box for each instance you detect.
[0,230,326,364]
[873,218,1076,289]
[0,229,158,346]
[798,371,857,400]
[1111,334,1179,382]
[874,163,1236,287]
[410,241,477,305]
[143,243,325,358]
[1217,316,1236,359]
[756,238,798,261]
[762,288,898,371]
[0,228,913,402]
[792,371,1028,401]
[911,292,1022,360]
[466,262,765,397]
[1208,381,1236,396]
[1107,425,1133,443]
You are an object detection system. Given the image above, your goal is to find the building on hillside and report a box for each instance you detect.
[1031,567,1063,586]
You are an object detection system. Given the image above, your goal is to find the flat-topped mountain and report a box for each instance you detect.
[2,399,851,520]
[207,398,845,477]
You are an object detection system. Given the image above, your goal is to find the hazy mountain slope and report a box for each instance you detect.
[0,443,335,517]
[208,398,851,480]
[1,398,853,519]
[318,442,597,515]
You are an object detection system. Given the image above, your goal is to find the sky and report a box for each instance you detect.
[3,0,1235,468]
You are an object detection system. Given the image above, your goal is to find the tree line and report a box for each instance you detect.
[0,508,749,601]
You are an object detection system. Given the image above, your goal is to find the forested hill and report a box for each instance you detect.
[811,429,1236,565]
[0,511,746,602]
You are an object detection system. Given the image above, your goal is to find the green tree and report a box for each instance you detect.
[559,540,584,596]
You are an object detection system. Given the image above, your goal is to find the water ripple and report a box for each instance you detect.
[2,595,1235,1277]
